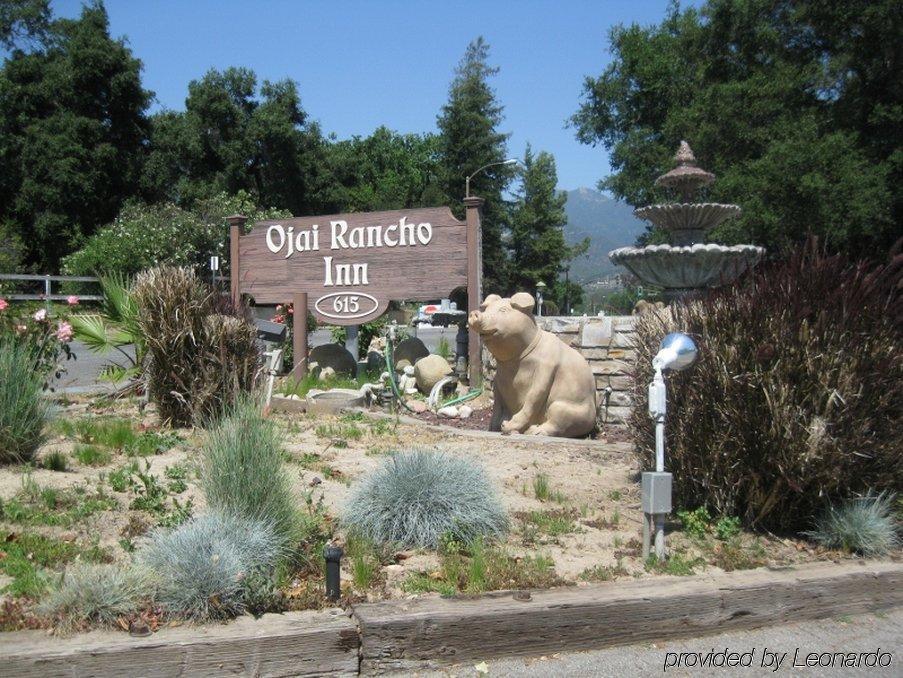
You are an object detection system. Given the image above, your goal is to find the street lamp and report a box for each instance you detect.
[643,332,698,561]
[535,281,547,317]
[465,158,519,198]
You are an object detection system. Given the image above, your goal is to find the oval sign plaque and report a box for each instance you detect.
[315,292,379,321]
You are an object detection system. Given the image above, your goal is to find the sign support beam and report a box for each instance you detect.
[292,291,309,380]
[226,214,248,308]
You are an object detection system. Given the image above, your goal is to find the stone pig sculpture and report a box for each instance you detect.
[469,293,597,437]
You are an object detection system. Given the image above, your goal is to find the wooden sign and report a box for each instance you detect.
[234,207,468,325]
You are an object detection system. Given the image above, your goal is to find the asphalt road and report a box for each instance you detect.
[393,608,902,677]
[54,326,459,391]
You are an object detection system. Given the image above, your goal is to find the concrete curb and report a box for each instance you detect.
[1,562,900,676]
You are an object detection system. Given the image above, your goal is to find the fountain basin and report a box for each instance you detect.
[609,243,764,297]
[633,203,741,245]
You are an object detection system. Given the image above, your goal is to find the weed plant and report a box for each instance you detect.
[0,339,51,464]
[41,450,68,472]
[343,449,509,549]
[806,492,899,556]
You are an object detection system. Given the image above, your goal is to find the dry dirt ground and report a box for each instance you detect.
[0,395,863,615]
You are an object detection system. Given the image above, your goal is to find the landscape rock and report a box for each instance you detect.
[458,405,473,419]
[393,337,429,368]
[318,366,336,381]
[414,354,453,393]
[366,350,385,374]
[407,400,428,413]
[437,405,459,418]
[395,358,411,372]
[309,343,356,377]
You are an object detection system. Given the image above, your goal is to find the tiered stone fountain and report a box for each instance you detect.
[609,142,764,301]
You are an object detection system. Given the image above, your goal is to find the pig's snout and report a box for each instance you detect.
[468,310,483,330]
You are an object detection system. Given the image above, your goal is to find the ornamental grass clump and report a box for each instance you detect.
[343,449,509,549]
[201,400,299,547]
[630,240,902,530]
[133,266,260,426]
[0,339,51,464]
[806,493,899,557]
[39,563,150,631]
[138,512,281,621]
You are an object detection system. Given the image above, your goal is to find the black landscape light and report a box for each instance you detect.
[324,544,343,602]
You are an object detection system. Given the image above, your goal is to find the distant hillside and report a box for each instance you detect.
[562,187,646,282]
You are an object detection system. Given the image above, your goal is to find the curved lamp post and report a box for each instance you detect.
[643,332,698,560]
[465,158,519,198]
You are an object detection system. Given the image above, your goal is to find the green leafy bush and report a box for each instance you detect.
[806,493,899,557]
[39,563,149,631]
[201,400,299,547]
[138,512,281,621]
[62,192,291,277]
[630,241,902,530]
[133,266,260,426]
[343,449,509,549]
[0,340,52,464]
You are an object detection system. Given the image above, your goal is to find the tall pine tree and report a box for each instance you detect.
[437,37,514,294]
[509,145,587,312]
[0,1,151,270]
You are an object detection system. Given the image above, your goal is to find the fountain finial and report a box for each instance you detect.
[654,141,715,200]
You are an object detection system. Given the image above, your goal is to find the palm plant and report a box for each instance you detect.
[70,274,147,391]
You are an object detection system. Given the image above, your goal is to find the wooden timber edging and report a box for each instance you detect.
[352,560,903,674]
[1,561,900,677]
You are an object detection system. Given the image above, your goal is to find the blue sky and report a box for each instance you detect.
[53,0,683,190]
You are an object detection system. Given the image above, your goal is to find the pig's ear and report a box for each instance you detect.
[479,294,502,311]
[510,292,535,314]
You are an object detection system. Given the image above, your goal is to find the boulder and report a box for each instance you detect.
[309,343,356,377]
[318,366,336,381]
[394,337,429,368]
[414,354,453,393]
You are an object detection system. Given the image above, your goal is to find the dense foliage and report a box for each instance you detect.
[0,2,151,270]
[572,0,900,258]
[630,241,902,530]
[133,266,259,426]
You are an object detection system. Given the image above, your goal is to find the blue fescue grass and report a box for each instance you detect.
[0,340,51,464]
[806,492,899,557]
[343,449,509,549]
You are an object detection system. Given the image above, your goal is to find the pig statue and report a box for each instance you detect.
[469,293,597,438]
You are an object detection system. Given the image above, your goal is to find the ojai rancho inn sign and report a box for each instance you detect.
[229,205,479,326]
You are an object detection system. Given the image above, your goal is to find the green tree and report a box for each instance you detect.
[572,0,897,258]
[0,0,50,49]
[323,126,444,212]
[0,1,151,270]
[437,37,515,294]
[509,145,588,311]
[141,67,329,216]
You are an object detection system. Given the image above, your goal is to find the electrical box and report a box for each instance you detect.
[642,471,672,514]
[254,318,287,343]
[648,379,666,418]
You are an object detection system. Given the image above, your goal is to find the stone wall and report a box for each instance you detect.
[481,315,637,425]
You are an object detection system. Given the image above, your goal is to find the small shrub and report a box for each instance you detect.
[139,512,281,620]
[343,450,509,549]
[0,340,51,464]
[715,516,742,541]
[39,563,149,631]
[201,400,299,547]
[532,473,550,501]
[133,266,259,426]
[41,450,68,472]
[630,240,902,530]
[677,507,711,538]
[805,492,899,557]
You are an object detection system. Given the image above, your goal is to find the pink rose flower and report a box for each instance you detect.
[0,298,8,311]
[56,321,74,343]
[33,308,47,322]
[287,306,294,315]
[66,295,80,306]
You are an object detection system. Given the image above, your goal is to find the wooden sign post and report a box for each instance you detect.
[228,204,483,384]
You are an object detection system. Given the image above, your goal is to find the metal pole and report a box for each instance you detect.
[346,325,359,361]
[44,275,51,311]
